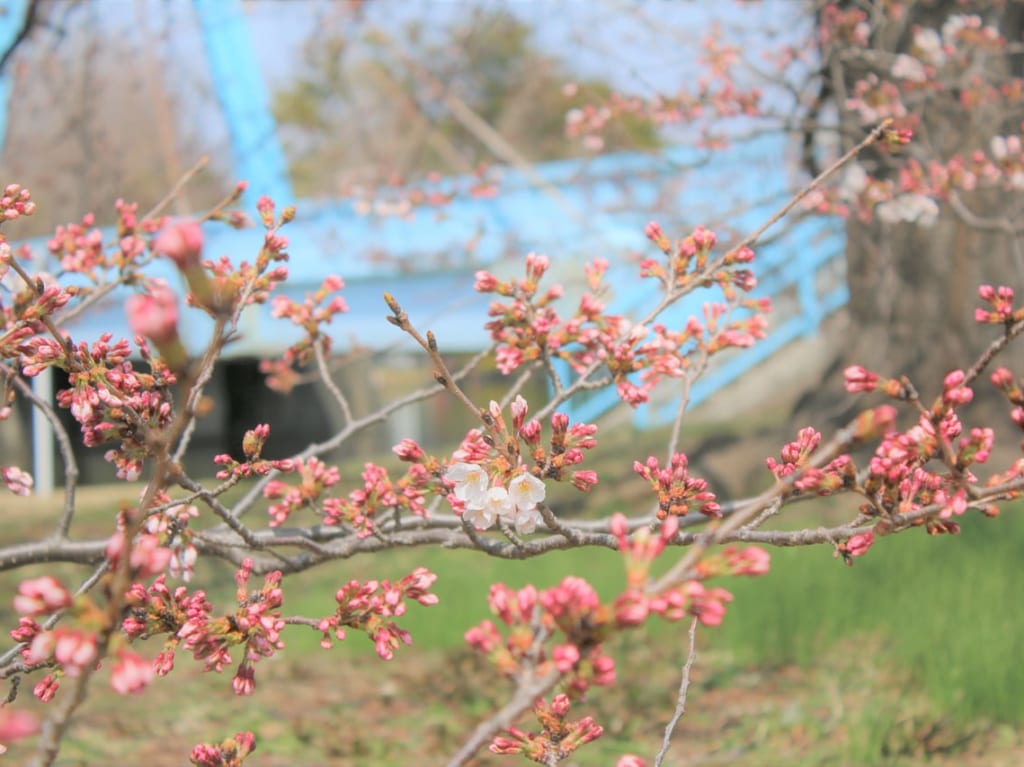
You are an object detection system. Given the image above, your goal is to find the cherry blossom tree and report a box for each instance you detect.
[0,2,1023,766]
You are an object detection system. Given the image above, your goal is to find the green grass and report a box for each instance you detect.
[271,545,629,655]
[272,504,1024,728]
[715,506,1024,723]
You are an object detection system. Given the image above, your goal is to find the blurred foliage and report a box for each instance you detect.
[274,7,661,196]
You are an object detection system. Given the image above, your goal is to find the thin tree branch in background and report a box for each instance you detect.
[0,0,39,74]
[654,617,699,767]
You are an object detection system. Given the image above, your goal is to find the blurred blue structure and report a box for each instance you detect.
[0,0,847,433]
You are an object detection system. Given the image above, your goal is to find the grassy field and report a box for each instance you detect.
[2,476,1022,764]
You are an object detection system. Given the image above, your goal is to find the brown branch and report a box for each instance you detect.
[654,617,699,767]
[445,669,560,767]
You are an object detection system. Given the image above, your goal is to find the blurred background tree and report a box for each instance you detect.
[273,7,661,196]
[807,0,1024,405]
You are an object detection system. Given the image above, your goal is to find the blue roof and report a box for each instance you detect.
[34,133,841,363]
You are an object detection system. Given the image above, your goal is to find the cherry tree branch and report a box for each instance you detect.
[654,617,699,767]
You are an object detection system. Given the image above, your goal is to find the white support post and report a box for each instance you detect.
[31,368,54,495]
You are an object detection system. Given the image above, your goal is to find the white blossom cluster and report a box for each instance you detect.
[891,53,928,83]
[876,193,940,227]
[912,27,945,67]
[445,462,546,534]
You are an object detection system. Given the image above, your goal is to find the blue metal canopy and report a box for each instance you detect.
[0,0,847,429]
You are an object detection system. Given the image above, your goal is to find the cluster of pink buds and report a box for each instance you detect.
[633,453,720,519]
[1,464,33,495]
[640,223,759,300]
[262,457,341,526]
[21,626,99,680]
[269,274,348,367]
[975,284,1022,324]
[991,367,1024,440]
[656,580,735,627]
[346,163,498,219]
[121,560,284,695]
[766,427,854,495]
[3,269,76,329]
[189,731,256,767]
[105,526,174,580]
[10,577,164,698]
[46,212,107,277]
[696,546,772,579]
[475,252,574,375]
[324,460,431,535]
[608,514,748,628]
[489,694,603,760]
[213,424,295,481]
[21,332,178,480]
[13,576,72,617]
[492,396,600,491]
[154,196,290,320]
[465,578,616,699]
[316,567,438,660]
[0,183,35,221]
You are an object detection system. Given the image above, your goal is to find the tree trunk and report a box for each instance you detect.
[816,0,1024,403]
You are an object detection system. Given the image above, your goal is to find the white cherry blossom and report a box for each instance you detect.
[508,472,546,511]
[472,486,514,530]
[463,502,498,531]
[445,461,489,506]
[512,506,543,535]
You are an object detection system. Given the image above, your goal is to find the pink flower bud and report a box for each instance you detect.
[53,628,98,676]
[153,220,203,269]
[110,650,155,695]
[660,514,680,542]
[853,405,897,441]
[644,221,670,252]
[617,756,648,767]
[392,438,424,462]
[13,576,72,616]
[990,366,1015,389]
[614,589,650,627]
[126,283,180,345]
[474,270,499,292]
[845,531,874,558]
[844,365,879,393]
[0,706,39,745]
[33,676,59,702]
[552,644,580,672]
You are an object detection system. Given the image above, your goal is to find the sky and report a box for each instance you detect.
[239,0,808,94]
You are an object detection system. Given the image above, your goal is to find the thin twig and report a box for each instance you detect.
[654,617,700,767]
[445,670,559,767]
[141,155,210,221]
[313,336,353,424]
[7,366,79,538]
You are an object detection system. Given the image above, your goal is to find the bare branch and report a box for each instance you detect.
[654,617,699,767]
